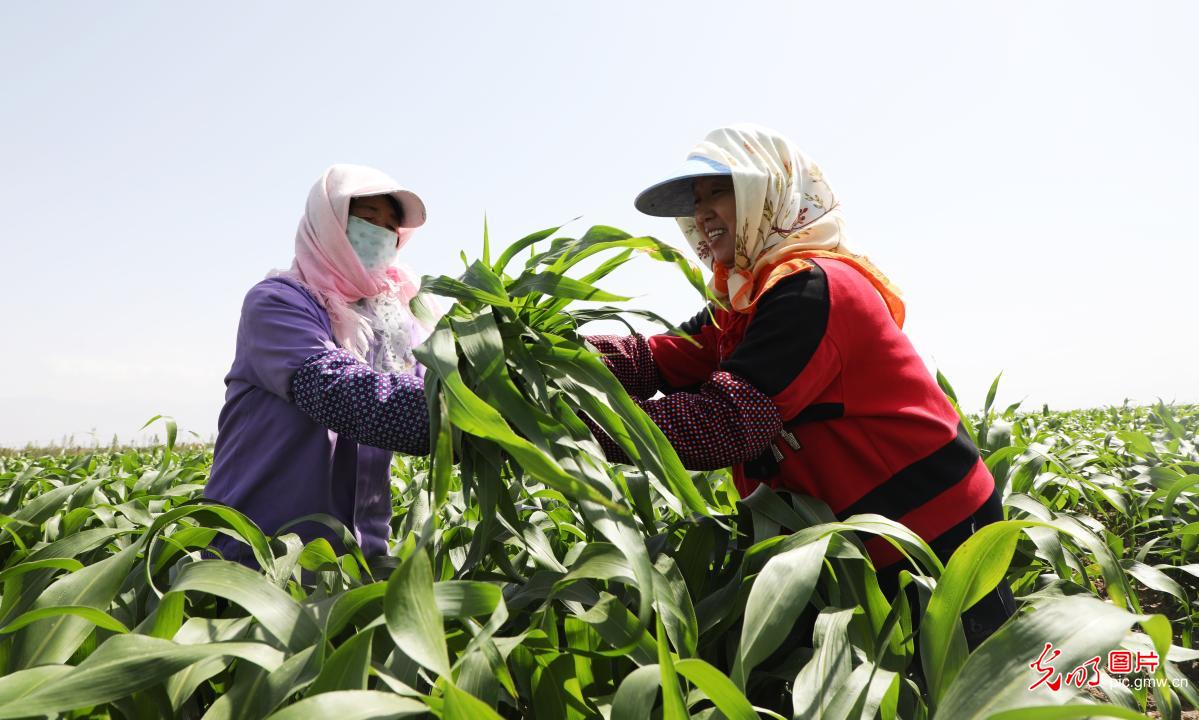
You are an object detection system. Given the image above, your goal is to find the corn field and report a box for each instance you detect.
[0,226,1196,719]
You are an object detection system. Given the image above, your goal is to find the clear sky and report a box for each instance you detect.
[2,1,1196,447]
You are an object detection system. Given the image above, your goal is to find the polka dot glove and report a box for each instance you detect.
[291,348,429,455]
[583,334,661,400]
[583,369,782,471]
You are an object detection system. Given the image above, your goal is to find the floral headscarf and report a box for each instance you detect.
[677,124,905,326]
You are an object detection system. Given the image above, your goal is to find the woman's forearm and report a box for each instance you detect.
[291,348,429,455]
[585,334,662,400]
[583,370,782,470]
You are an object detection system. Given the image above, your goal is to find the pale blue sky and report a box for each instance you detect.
[2,1,1196,446]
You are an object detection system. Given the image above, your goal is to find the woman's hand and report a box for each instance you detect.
[581,334,661,400]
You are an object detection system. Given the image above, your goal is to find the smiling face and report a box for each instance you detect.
[692,176,736,267]
[348,194,404,234]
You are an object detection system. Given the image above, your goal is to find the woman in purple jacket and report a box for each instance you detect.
[205,164,432,566]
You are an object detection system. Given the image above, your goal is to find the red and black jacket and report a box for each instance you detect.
[587,256,996,569]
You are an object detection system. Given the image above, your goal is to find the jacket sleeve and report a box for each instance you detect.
[585,267,840,470]
[719,264,841,419]
[237,280,429,455]
[238,280,339,400]
[582,369,781,470]
[584,304,721,399]
[291,349,430,455]
[647,306,723,392]
[584,334,661,400]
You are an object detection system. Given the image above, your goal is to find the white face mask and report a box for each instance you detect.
[346,215,398,272]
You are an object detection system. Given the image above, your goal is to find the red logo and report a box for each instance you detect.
[1108,650,1134,674]
[1029,642,1063,692]
[1029,643,1159,693]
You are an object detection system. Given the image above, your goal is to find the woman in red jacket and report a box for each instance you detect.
[586,123,1016,650]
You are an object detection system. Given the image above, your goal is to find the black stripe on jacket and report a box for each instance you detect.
[787,402,845,427]
[745,421,982,518]
[720,265,830,397]
[835,422,982,521]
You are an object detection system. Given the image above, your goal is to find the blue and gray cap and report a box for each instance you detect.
[633,156,731,217]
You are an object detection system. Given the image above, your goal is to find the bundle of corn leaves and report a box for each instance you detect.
[404,224,1186,719]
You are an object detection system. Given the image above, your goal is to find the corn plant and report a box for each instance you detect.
[0,225,1193,719]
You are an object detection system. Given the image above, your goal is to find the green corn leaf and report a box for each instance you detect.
[201,645,321,720]
[573,593,657,664]
[492,224,565,275]
[418,275,515,308]
[482,214,490,265]
[508,271,630,302]
[9,541,139,668]
[533,341,708,516]
[0,604,129,635]
[652,558,699,659]
[163,616,254,712]
[1161,474,1199,519]
[611,664,662,718]
[673,658,758,720]
[734,535,832,687]
[656,614,689,720]
[528,225,637,270]
[306,625,374,695]
[936,595,1174,719]
[414,322,616,509]
[168,559,320,652]
[443,680,505,720]
[0,558,83,584]
[384,549,450,678]
[460,259,512,301]
[264,690,427,719]
[921,520,1038,708]
[792,606,856,718]
[321,582,386,638]
[434,580,502,618]
[818,662,898,720]
[143,503,276,587]
[984,372,1004,415]
[987,705,1164,720]
[0,634,283,718]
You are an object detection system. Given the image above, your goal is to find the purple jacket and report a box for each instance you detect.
[206,276,428,564]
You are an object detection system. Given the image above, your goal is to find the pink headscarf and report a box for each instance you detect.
[273,164,431,363]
